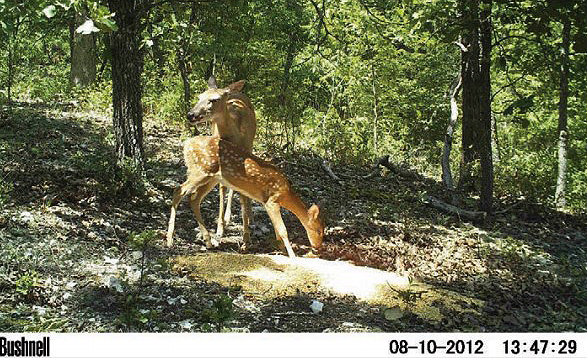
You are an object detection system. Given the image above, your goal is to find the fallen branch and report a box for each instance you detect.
[424,195,486,221]
[321,160,343,185]
[320,154,409,182]
[494,201,523,215]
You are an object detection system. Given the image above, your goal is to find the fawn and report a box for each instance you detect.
[166,136,324,257]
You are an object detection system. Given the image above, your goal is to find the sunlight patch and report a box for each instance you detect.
[242,267,287,282]
[268,255,410,300]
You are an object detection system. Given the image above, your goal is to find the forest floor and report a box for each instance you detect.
[1,102,587,332]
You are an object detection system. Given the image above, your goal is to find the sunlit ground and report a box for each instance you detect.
[172,253,483,322]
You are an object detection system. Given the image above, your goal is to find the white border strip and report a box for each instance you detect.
[1,332,586,358]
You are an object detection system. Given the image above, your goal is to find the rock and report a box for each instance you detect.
[310,300,324,314]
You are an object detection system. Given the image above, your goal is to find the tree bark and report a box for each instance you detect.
[458,0,493,212]
[478,0,493,213]
[6,19,20,103]
[458,0,481,193]
[177,45,191,111]
[70,8,96,88]
[108,0,149,174]
[7,31,14,102]
[279,33,298,150]
[555,18,570,209]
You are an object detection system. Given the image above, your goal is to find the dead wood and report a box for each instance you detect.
[424,195,486,220]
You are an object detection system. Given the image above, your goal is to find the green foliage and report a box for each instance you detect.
[201,294,234,332]
[2,0,587,210]
[14,270,44,303]
[142,66,187,124]
[495,149,556,202]
[117,157,146,197]
[128,229,158,250]
[115,293,152,331]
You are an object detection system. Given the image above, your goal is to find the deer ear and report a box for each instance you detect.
[208,75,218,89]
[227,80,245,92]
[308,204,320,220]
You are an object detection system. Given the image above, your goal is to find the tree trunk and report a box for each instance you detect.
[7,32,14,102]
[372,63,379,154]
[458,0,481,193]
[442,73,462,191]
[478,0,493,213]
[6,20,20,103]
[177,45,191,111]
[108,0,149,174]
[555,18,570,209]
[279,34,297,151]
[70,9,96,87]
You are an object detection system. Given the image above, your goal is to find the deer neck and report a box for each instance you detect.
[211,108,240,143]
[281,192,313,233]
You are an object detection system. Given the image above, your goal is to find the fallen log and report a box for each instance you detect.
[424,195,486,220]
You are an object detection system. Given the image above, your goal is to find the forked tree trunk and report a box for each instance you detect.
[108,0,149,174]
[70,9,96,87]
[555,18,570,209]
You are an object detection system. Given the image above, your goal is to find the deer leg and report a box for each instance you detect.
[264,202,295,258]
[190,178,219,248]
[223,188,234,225]
[216,184,226,237]
[239,195,251,250]
[167,179,198,247]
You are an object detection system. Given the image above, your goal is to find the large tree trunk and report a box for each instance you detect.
[555,18,570,209]
[70,9,96,87]
[478,0,493,213]
[458,0,481,193]
[458,0,493,212]
[108,0,149,174]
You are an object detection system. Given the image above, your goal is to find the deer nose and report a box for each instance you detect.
[187,111,197,122]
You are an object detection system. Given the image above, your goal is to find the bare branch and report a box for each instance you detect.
[454,41,468,52]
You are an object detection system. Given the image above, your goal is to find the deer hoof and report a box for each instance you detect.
[216,225,225,238]
[206,237,219,248]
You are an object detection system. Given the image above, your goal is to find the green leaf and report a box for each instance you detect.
[42,5,56,18]
[98,16,118,32]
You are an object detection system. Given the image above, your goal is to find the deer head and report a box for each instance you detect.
[187,76,245,124]
[306,204,325,249]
